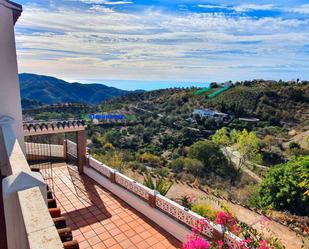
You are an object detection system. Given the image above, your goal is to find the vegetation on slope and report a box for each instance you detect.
[19,73,133,105]
[250,156,309,216]
[23,80,309,218]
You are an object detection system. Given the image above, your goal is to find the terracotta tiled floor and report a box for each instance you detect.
[52,165,182,249]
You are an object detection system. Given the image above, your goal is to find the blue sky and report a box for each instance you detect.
[15,0,309,90]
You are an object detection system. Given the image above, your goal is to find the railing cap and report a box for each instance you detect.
[3,171,46,194]
[0,115,14,126]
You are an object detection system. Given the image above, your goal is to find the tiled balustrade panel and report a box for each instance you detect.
[88,156,112,178]
[25,142,64,157]
[86,154,241,246]
[67,140,77,158]
[115,172,150,200]
[155,194,217,239]
[224,231,243,248]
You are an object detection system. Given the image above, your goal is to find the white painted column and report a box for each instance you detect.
[0,0,24,152]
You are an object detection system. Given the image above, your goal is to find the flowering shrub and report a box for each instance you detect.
[183,219,211,249]
[183,234,210,249]
[216,211,240,235]
[183,211,284,249]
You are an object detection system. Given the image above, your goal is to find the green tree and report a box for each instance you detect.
[255,156,309,215]
[183,158,204,176]
[211,128,239,183]
[211,127,230,147]
[230,129,241,144]
[236,129,262,169]
[211,127,232,162]
[170,157,186,173]
[170,157,203,176]
[188,140,229,176]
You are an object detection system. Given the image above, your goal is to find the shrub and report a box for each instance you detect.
[183,212,285,249]
[188,140,229,176]
[184,158,204,176]
[179,195,195,209]
[153,167,169,177]
[170,157,185,173]
[143,173,173,196]
[183,234,210,249]
[137,164,147,173]
[103,142,115,151]
[170,157,203,176]
[139,152,161,167]
[191,204,217,221]
[128,161,143,171]
[256,156,309,215]
[289,141,300,150]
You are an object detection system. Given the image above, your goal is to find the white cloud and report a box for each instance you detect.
[234,4,275,12]
[197,4,229,10]
[197,4,276,12]
[15,4,309,82]
[287,4,309,14]
[78,0,132,5]
[89,5,114,12]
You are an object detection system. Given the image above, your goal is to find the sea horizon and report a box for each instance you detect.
[80,79,211,91]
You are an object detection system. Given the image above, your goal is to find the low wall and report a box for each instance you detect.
[85,166,193,242]
[86,156,229,243]
[69,142,242,247]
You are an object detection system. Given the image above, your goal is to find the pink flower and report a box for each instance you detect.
[216,211,228,225]
[240,239,251,248]
[229,224,241,235]
[227,213,236,225]
[217,240,224,249]
[183,234,210,249]
[258,240,270,249]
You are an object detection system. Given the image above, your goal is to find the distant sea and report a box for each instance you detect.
[82,79,210,91]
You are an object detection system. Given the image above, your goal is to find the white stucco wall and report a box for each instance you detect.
[0,1,24,152]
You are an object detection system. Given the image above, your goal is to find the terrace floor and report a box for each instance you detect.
[51,164,182,249]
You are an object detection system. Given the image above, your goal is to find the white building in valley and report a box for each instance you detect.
[193,108,229,119]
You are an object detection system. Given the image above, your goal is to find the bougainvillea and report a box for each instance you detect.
[183,211,283,249]
[216,211,240,235]
[183,234,210,249]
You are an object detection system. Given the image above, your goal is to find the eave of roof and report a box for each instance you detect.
[2,0,23,24]
[23,120,86,136]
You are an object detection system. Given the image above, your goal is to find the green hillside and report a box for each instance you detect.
[19,73,132,105]
[102,82,309,127]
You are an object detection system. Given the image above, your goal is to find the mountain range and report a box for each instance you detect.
[19,73,135,106]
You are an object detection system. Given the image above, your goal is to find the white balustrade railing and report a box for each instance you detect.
[67,140,77,158]
[25,142,64,158]
[88,156,112,178]
[115,172,150,200]
[86,154,242,246]
[155,194,223,239]
[224,231,243,248]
